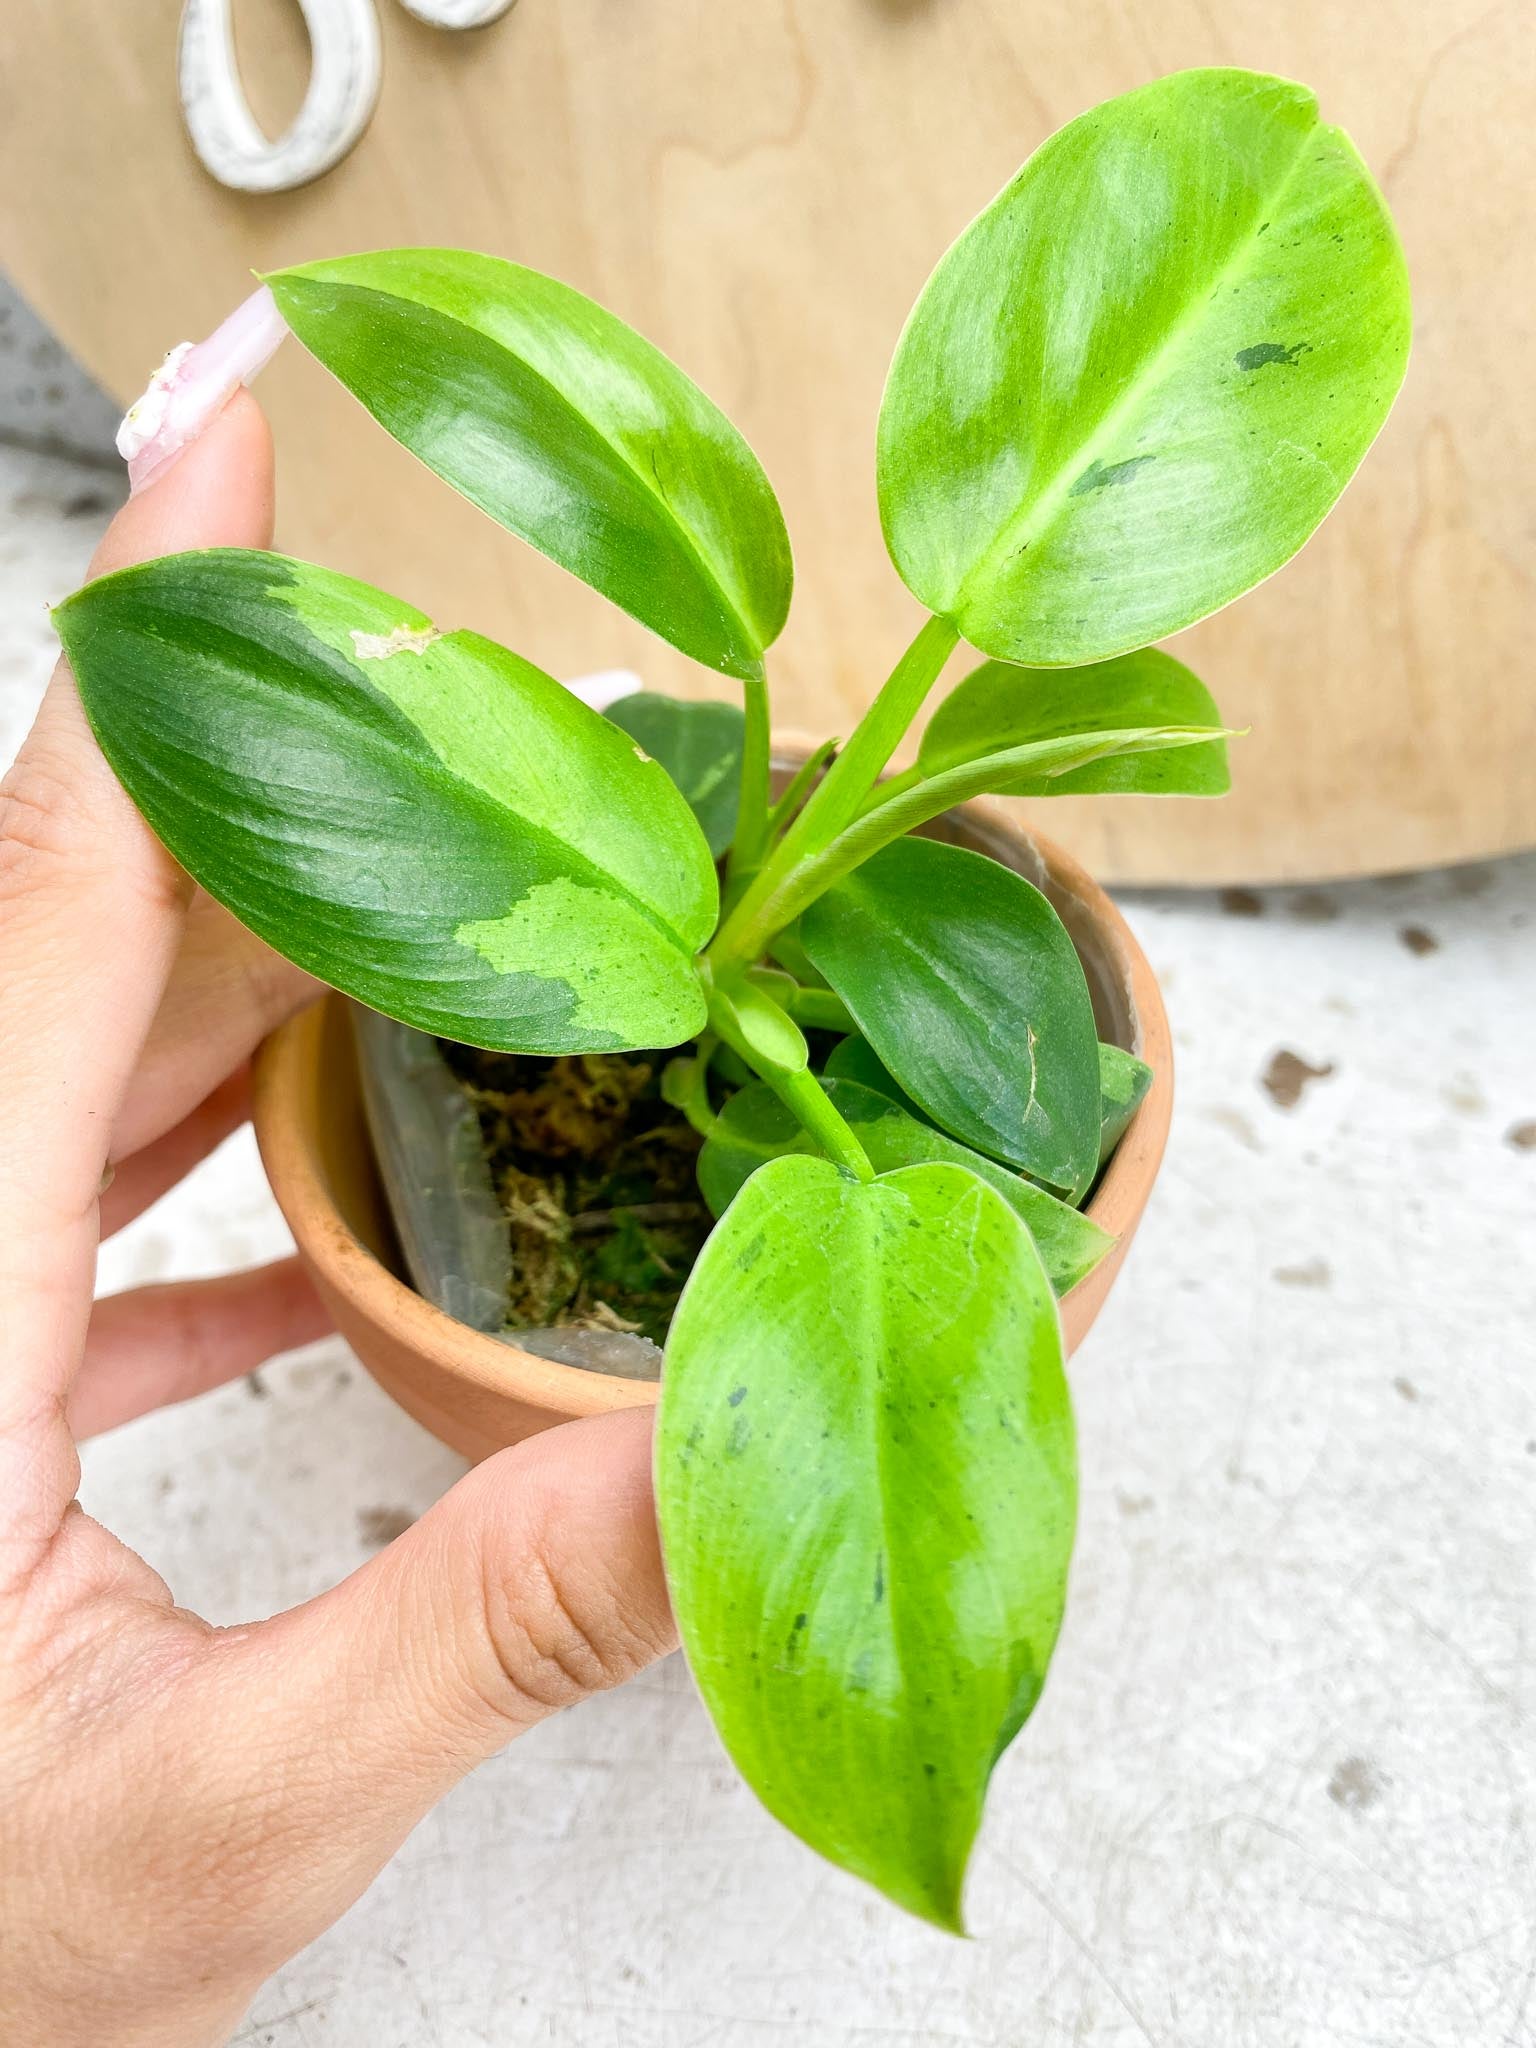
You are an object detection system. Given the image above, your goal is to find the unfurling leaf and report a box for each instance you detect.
[920,650,1230,798]
[878,69,1410,666]
[268,249,792,680]
[658,1155,1076,1928]
[800,837,1101,1190]
[54,550,716,1052]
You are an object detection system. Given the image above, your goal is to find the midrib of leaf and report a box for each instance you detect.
[840,877,1042,1142]
[956,118,1318,616]
[859,1185,915,1767]
[863,1173,991,1859]
[318,279,767,678]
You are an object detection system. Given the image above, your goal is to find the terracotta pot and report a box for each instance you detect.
[253,793,1173,1463]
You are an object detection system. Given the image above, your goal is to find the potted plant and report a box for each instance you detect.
[56,68,1407,1929]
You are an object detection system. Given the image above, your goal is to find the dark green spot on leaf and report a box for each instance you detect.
[1234,341,1311,372]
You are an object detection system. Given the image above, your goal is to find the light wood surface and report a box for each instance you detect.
[5,0,1531,881]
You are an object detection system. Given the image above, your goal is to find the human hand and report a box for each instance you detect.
[0,394,675,2047]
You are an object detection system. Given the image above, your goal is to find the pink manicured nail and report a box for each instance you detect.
[116,286,289,496]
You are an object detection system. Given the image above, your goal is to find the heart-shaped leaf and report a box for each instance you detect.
[658,1154,1076,1929]
[606,691,744,857]
[697,1078,1112,1296]
[267,249,792,681]
[55,550,716,1052]
[878,69,1410,665]
[800,838,1101,1188]
[920,650,1229,797]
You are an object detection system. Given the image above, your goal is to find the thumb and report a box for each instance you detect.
[187,1408,674,1953]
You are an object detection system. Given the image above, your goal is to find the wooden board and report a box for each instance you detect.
[5,0,1532,882]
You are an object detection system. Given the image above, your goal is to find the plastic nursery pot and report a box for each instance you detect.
[252,777,1173,1464]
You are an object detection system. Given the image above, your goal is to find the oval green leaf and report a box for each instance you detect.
[606,691,744,857]
[697,1078,1112,1296]
[267,249,792,681]
[920,649,1230,797]
[54,550,716,1053]
[878,68,1411,665]
[658,1154,1077,1928]
[800,837,1101,1188]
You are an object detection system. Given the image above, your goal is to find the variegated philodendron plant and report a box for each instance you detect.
[58,71,1408,1926]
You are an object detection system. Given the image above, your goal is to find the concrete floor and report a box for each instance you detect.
[3,282,1534,2047]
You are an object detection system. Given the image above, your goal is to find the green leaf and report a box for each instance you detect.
[267,249,792,682]
[54,550,716,1053]
[697,1078,1112,1296]
[606,691,744,857]
[658,1155,1076,1928]
[920,650,1230,797]
[823,1034,926,1120]
[878,68,1410,666]
[826,1033,1146,1206]
[800,838,1101,1189]
[1096,1042,1153,1167]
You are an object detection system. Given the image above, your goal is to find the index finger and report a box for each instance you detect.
[0,393,274,1560]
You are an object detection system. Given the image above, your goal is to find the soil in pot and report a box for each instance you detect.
[436,1042,711,1347]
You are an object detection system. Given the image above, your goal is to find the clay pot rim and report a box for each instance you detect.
[254,796,1171,1427]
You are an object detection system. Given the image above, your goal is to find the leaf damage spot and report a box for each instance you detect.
[1234,341,1312,372]
[351,622,443,660]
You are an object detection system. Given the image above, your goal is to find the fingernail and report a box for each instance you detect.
[116,285,288,496]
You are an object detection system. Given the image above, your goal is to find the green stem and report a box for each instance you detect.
[718,723,1227,962]
[710,613,958,971]
[766,736,838,844]
[769,1067,876,1182]
[854,762,921,817]
[706,980,873,1182]
[728,666,773,878]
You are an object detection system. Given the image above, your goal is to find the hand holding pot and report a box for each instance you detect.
[0,394,675,2048]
